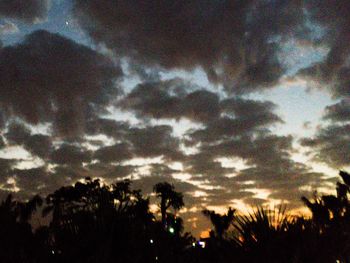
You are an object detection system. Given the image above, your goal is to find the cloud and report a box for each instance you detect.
[204,188,254,207]
[5,121,31,145]
[300,96,350,169]
[0,0,50,23]
[296,1,350,98]
[0,158,16,184]
[119,78,220,122]
[186,116,281,147]
[300,124,350,168]
[120,79,282,131]
[323,99,350,122]
[186,134,296,179]
[87,120,184,161]
[0,30,123,137]
[0,135,5,149]
[86,118,130,139]
[183,129,331,209]
[0,21,18,35]
[126,125,184,161]
[93,143,132,163]
[85,163,135,180]
[11,167,48,195]
[133,90,320,208]
[73,0,305,92]
[24,134,52,159]
[184,152,235,178]
[50,144,92,166]
[11,163,136,198]
[5,121,52,159]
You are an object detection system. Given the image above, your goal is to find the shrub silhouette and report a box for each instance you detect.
[0,171,349,262]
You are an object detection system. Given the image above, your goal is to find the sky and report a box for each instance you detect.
[0,0,349,237]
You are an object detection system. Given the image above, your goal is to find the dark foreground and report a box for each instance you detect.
[1,171,350,263]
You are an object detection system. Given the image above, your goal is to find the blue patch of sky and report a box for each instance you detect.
[279,38,328,76]
[1,0,91,47]
[249,84,335,138]
[279,13,328,76]
[249,19,332,138]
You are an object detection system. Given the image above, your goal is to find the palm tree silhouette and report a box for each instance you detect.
[153,182,184,229]
[4,171,350,262]
[301,170,350,262]
[202,207,235,239]
[0,194,44,263]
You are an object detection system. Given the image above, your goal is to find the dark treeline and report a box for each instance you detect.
[1,171,350,263]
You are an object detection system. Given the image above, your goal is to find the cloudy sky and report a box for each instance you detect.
[0,0,349,236]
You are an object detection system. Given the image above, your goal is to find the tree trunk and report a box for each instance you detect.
[161,198,167,228]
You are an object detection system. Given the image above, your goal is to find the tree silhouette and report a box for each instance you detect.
[153,182,184,229]
[301,170,350,262]
[40,177,159,262]
[1,171,350,262]
[202,207,235,239]
[231,205,318,263]
[0,194,44,263]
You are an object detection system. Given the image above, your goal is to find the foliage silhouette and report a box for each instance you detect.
[153,182,184,229]
[202,207,235,239]
[0,171,349,262]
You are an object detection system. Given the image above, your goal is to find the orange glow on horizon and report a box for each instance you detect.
[200,229,211,239]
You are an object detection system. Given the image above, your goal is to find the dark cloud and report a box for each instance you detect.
[5,121,52,159]
[87,120,185,161]
[237,166,327,200]
[119,78,220,122]
[127,125,183,160]
[93,143,132,163]
[185,134,295,180]
[184,152,235,178]
[73,0,305,92]
[243,197,267,207]
[323,99,350,122]
[183,129,331,209]
[0,30,122,137]
[296,1,350,97]
[186,117,281,147]
[86,118,130,139]
[204,188,254,207]
[126,62,161,82]
[119,79,186,120]
[43,165,92,192]
[50,144,92,166]
[0,158,16,184]
[12,167,48,195]
[300,124,350,168]
[300,96,350,169]
[183,97,282,145]
[0,0,50,23]
[85,163,135,180]
[220,98,281,122]
[0,135,5,149]
[147,163,181,178]
[87,120,184,161]
[24,134,52,159]
[5,121,31,145]
[120,79,282,150]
